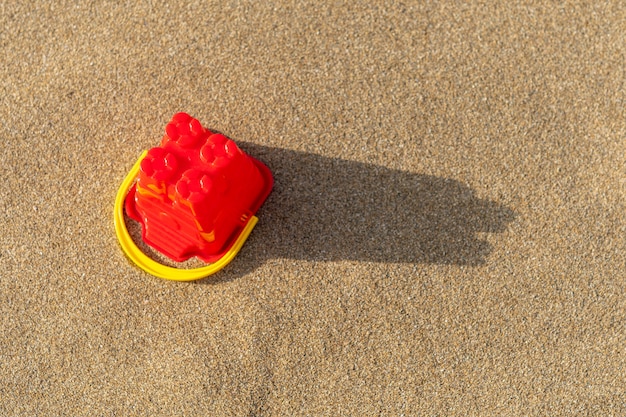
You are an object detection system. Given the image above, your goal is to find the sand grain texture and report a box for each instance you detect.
[1,1,625,416]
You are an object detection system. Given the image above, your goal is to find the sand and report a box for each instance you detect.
[1,1,625,415]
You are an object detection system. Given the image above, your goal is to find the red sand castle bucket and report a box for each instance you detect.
[114,113,273,280]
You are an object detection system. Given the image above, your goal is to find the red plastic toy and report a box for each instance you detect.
[123,112,273,264]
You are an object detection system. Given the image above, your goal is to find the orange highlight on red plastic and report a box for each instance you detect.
[124,112,273,264]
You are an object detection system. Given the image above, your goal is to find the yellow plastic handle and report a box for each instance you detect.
[114,151,258,281]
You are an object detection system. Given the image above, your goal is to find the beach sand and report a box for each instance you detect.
[1,1,624,415]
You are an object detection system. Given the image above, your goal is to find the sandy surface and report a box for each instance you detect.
[1,1,625,415]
